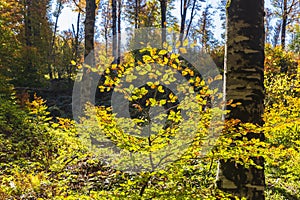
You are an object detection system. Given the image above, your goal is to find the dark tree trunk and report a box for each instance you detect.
[84,0,96,58]
[281,0,287,49]
[200,6,208,50]
[112,0,117,58]
[80,0,96,112]
[118,0,122,63]
[71,11,81,80]
[185,0,196,40]
[217,0,265,199]
[159,0,167,44]
[135,0,139,29]
[75,11,81,60]
[179,0,188,44]
[48,0,63,80]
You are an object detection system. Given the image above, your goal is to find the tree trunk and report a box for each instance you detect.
[217,0,265,199]
[48,0,63,80]
[135,0,139,29]
[200,6,208,50]
[184,0,196,40]
[281,0,287,49]
[118,0,122,63]
[179,0,188,44]
[159,0,167,44]
[112,0,117,58]
[80,0,96,112]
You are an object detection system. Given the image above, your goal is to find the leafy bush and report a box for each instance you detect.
[0,45,299,199]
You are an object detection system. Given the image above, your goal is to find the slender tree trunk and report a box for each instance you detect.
[71,11,81,80]
[48,0,63,80]
[179,0,188,44]
[160,0,167,44]
[281,0,287,49]
[200,7,208,50]
[75,11,81,60]
[118,0,122,63]
[185,0,196,40]
[135,0,139,29]
[112,0,117,58]
[217,0,265,199]
[80,0,96,112]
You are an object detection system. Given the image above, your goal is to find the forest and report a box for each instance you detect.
[0,0,299,199]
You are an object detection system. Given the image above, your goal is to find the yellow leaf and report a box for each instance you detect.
[214,74,223,81]
[158,85,164,93]
[170,54,178,60]
[182,70,188,76]
[176,41,181,48]
[179,47,187,54]
[111,64,117,70]
[207,76,213,84]
[149,98,157,105]
[159,49,168,55]
[183,39,189,47]
[160,99,167,105]
[163,56,169,64]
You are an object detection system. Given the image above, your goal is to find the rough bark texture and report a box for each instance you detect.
[217,0,266,199]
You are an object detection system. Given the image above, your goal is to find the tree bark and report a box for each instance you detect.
[179,0,188,44]
[159,0,167,44]
[112,0,117,58]
[118,0,122,63]
[135,0,139,29]
[281,0,287,49]
[217,0,265,199]
[80,0,96,112]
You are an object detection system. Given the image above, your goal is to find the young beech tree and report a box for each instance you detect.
[217,0,266,199]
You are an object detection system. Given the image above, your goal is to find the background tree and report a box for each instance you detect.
[159,0,167,43]
[0,0,22,78]
[125,0,146,28]
[264,8,273,44]
[217,0,266,199]
[179,0,203,44]
[217,0,227,43]
[289,24,300,52]
[112,0,117,58]
[99,0,112,55]
[48,0,64,80]
[19,0,53,86]
[117,0,122,62]
[271,0,299,49]
[195,4,217,51]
